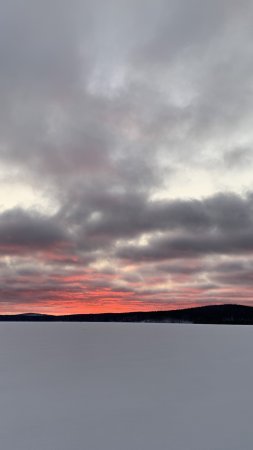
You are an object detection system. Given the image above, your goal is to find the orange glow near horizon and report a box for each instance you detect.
[3,270,253,315]
[1,288,204,315]
[3,292,253,315]
[1,297,216,316]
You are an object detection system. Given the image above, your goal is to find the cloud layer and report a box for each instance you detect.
[0,0,253,312]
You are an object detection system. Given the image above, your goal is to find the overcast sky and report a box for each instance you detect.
[1,0,253,313]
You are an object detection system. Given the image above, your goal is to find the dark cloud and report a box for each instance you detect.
[67,191,253,245]
[0,209,67,251]
[114,193,253,261]
[117,230,253,262]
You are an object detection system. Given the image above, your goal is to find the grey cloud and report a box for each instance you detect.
[0,209,67,251]
[0,0,90,89]
[72,192,253,243]
[223,147,253,169]
[1,191,253,292]
[155,262,205,275]
[117,230,253,262]
[0,0,251,178]
[135,0,226,64]
[213,271,253,287]
[1,0,252,189]
[114,193,253,261]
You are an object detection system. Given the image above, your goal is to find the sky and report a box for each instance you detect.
[1,0,253,314]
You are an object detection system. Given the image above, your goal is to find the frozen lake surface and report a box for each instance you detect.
[1,322,253,450]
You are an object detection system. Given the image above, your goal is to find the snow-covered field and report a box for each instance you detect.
[1,323,253,450]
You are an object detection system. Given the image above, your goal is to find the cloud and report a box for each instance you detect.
[0,191,253,311]
[0,0,253,311]
[115,193,253,261]
[223,147,253,169]
[0,209,67,252]
[70,191,252,244]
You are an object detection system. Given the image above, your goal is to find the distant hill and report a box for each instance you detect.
[2,304,253,324]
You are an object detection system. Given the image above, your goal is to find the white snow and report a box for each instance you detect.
[0,322,253,450]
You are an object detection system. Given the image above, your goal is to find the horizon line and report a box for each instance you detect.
[1,303,251,317]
